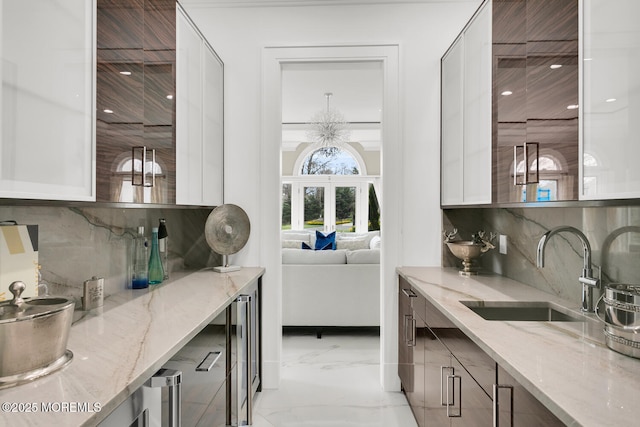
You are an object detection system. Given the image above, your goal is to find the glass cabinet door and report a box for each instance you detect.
[441,35,464,206]
[493,0,579,203]
[1,0,94,201]
[176,4,224,206]
[96,0,176,204]
[582,0,640,199]
[441,0,492,206]
[462,1,492,205]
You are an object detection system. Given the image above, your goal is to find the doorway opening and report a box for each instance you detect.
[262,44,400,391]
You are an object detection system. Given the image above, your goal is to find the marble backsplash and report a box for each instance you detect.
[443,205,640,308]
[0,205,220,304]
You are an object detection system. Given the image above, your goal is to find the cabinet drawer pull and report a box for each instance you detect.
[402,288,417,298]
[446,373,462,417]
[440,366,455,406]
[195,351,222,372]
[493,384,514,427]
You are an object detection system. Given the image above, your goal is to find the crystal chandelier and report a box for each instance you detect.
[306,92,350,147]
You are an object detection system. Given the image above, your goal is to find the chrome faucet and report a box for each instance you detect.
[536,226,600,312]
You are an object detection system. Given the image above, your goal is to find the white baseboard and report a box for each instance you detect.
[261,360,281,389]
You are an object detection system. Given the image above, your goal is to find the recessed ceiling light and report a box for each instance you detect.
[501,90,513,96]
[103,109,114,114]
[550,64,562,69]
[166,95,174,100]
[583,58,593,61]
[119,71,132,76]
[567,104,579,110]
[606,98,617,103]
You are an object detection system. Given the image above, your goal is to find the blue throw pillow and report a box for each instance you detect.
[318,242,333,251]
[301,242,312,250]
[315,230,336,250]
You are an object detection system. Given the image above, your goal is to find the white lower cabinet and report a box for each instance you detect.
[0,0,95,201]
[176,4,224,206]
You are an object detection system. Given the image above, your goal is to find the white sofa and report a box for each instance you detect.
[281,230,381,330]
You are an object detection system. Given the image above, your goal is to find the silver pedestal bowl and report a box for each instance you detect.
[445,241,493,276]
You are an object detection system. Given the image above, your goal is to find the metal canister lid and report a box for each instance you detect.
[0,297,74,323]
[605,283,640,297]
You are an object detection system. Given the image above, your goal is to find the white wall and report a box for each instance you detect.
[181,0,482,389]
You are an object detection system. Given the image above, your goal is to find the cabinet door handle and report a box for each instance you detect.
[403,314,411,346]
[132,146,156,187]
[440,366,455,406]
[402,288,417,298]
[513,142,539,186]
[446,373,462,417]
[493,384,514,427]
[410,317,416,346]
[146,368,182,427]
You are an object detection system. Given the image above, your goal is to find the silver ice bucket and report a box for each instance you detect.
[597,283,640,359]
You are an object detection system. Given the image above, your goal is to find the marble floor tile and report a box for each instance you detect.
[253,330,417,427]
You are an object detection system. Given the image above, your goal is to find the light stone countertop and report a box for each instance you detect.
[0,267,265,427]
[397,266,639,427]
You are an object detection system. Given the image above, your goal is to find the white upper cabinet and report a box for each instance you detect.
[462,2,492,205]
[582,0,640,200]
[441,0,492,206]
[201,41,224,206]
[441,36,464,206]
[0,0,95,201]
[176,5,224,206]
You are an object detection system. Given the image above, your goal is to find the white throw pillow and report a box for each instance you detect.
[336,231,380,247]
[282,239,306,249]
[369,235,381,249]
[281,231,311,243]
[336,238,369,250]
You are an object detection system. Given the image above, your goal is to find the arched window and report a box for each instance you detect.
[112,154,166,203]
[515,153,566,202]
[299,147,360,175]
[118,157,164,175]
[583,152,598,167]
[583,152,599,196]
[516,154,562,173]
[283,145,378,233]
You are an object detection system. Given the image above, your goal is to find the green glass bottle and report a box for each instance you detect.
[148,227,164,285]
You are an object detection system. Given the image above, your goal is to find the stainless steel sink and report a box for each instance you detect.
[460,300,585,322]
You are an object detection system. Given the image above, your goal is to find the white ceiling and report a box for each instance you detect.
[281,61,383,150]
[180,0,424,151]
[282,61,383,123]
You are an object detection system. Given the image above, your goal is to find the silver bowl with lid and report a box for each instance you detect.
[0,281,74,388]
